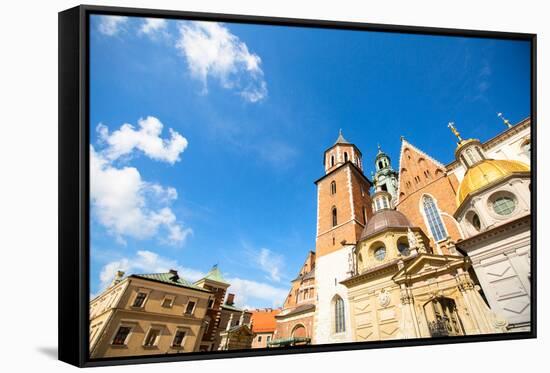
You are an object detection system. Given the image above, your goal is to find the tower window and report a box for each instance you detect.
[344,152,348,162]
[330,181,336,195]
[332,207,338,227]
[334,296,345,333]
[378,161,383,169]
[331,155,335,167]
[362,206,367,224]
[422,195,448,241]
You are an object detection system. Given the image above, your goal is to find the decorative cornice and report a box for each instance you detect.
[446,117,531,171]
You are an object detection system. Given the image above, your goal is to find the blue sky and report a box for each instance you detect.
[89,15,530,308]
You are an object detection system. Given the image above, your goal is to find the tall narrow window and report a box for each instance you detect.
[132,292,147,308]
[334,296,345,333]
[332,207,338,227]
[362,207,367,224]
[112,326,131,345]
[143,328,161,347]
[344,152,349,162]
[330,181,336,195]
[172,330,187,348]
[422,195,447,241]
[331,155,335,167]
[185,300,196,315]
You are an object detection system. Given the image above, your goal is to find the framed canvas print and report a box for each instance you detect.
[58,4,537,367]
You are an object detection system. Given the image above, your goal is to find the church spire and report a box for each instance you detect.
[447,122,463,144]
[334,128,350,145]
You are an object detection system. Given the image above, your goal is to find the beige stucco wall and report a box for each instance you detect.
[90,277,211,358]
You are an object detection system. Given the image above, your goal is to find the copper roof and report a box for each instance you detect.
[360,209,413,240]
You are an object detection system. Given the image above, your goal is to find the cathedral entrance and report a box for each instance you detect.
[423,297,464,337]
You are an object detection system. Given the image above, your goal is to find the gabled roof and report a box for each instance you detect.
[276,303,315,318]
[222,324,255,336]
[392,253,467,283]
[198,264,230,285]
[395,137,446,205]
[131,272,210,293]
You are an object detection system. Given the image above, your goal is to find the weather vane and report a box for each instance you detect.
[447,122,463,144]
[497,112,513,129]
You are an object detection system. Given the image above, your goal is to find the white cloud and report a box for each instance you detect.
[227,277,288,308]
[255,248,284,282]
[90,146,192,245]
[97,116,188,164]
[98,251,288,309]
[98,16,128,36]
[176,21,267,102]
[139,18,167,36]
[99,250,205,290]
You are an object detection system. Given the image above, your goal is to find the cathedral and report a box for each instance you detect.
[271,116,531,345]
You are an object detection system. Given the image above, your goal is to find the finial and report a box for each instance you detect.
[447,122,463,144]
[339,128,343,136]
[377,143,382,152]
[400,135,405,142]
[497,112,513,129]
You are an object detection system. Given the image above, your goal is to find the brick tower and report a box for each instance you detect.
[314,130,373,344]
[314,130,373,257]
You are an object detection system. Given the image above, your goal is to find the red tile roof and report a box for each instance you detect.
[250,309,281,333]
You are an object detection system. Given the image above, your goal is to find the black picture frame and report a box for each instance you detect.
[59,4,537,368]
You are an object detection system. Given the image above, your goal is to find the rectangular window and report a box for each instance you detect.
[172,330,187,348]
[208,299,214,308]
[162,296,174,308]
[132,292,147,308]
[112,326,131,345]
[267,336,271,342]
[143,328,161,347]
[185,301,196,315]
[258,335,262,342]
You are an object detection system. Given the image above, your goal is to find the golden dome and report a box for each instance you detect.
[457,159,530,205]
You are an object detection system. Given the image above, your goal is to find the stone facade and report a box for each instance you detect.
[89,272,211,358]
[314,244,355,344]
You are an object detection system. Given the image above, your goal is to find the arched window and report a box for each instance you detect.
[422,195,448,241]
[362,206,367,224]
[344,152,348,162]
[332,207,338,227]
[330,181,336,195]
[374,245,386,261]
[378,161,383,169]
[334,296,345,333]
[330,155,335,167]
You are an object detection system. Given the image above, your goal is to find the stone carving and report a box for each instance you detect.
[378,289,391,308]
[400,287,413,305]
[407,228,418,249]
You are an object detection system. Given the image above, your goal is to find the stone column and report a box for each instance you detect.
[399,283,420,338]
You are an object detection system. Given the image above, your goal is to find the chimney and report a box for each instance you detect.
[169,269,179,281]
[226,293,235,306]
[111,270,125,286]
